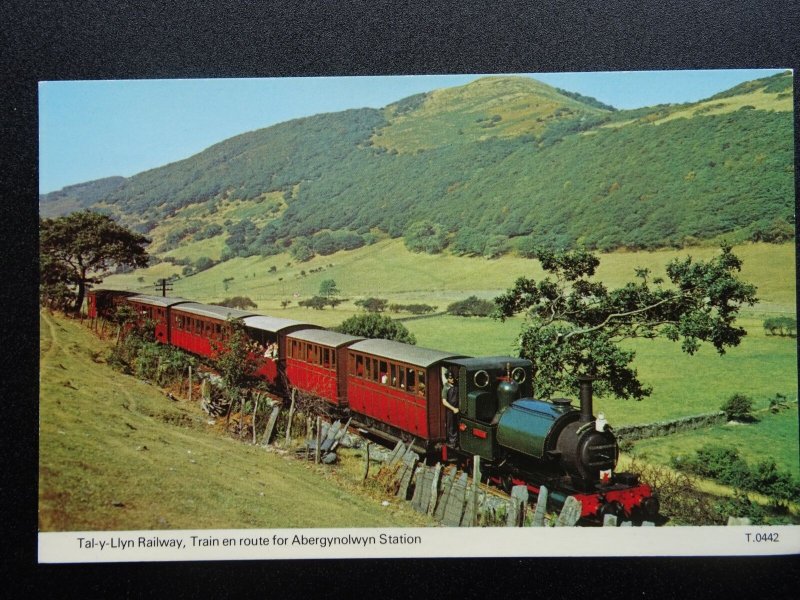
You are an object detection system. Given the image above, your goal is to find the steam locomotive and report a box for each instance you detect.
[88,289,660,524]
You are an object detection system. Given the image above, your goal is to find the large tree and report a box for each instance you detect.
[39,211,149,312]
[494,245,758,400]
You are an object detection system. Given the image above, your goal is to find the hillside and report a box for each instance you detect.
[40,71,794,260]
[39,310,435,530]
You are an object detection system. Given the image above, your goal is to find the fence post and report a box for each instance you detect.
[315,416,321,464]
[284,388,296,447]
[471,456,481,526]
[252,395,259,444]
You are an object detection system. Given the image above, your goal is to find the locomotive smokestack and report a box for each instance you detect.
[577,375,595,423]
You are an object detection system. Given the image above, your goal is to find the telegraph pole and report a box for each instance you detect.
[154,278,173,297]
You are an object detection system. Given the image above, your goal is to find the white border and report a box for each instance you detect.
[39,526,800,563]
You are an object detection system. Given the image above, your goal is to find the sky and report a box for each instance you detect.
[38,69,788,194]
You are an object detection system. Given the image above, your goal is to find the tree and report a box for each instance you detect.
[212,319,260,416]
[298,296,329,310]
[446,296,496,317]
[39,252,77,311]
[319,279,340,298]
[404,220,448,254]
[289,238,314,262]
[335,313,417,345]
[217,296,258,310]
[39,211,149,313]
[355,297,388,313]
[494,245,758,400]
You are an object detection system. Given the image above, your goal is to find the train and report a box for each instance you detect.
[88,289,661,524]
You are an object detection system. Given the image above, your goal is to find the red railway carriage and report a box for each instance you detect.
[241,315,322,384]
[126,295,190,343]
[170,303,258,358]
[346,339,466,444]
[86,289,137,319]
[285,329,364,408]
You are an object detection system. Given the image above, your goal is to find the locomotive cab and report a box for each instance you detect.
[443,357,533,461]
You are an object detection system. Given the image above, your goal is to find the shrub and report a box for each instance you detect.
[389,303,437,315]
[720,393,755,421]
[673,444,752,489]
[298,296,331,310]
[714,491,767,524]
[749,460,800,505]
[194,256,216,272]
[217,296,257,310]
[672,445,800,510]
[446,296,495,317]
[335,313,417,344]
[628,458,720,525]
[763,316,797,336]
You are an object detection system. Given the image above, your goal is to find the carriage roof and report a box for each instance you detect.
[348,339,466,368]
[171,302,258,321]
[242,315,322,334]
[127,294,191,308]
[287,328,363,348]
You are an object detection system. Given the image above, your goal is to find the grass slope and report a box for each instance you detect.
[39,311,434,531]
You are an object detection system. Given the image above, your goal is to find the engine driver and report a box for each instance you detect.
[442,371,460,447]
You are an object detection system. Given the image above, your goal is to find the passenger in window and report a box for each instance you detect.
[442,371,460,447]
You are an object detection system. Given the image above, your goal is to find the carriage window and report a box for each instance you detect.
[399,367,405,390]
[406,368,416,392]
[390,364,397,387]
[418,370,426,396]
[331,350,336,368]
[356,354,363,377]
[365,356,371,379]
[380,361,388,384]
[323,348,331,368]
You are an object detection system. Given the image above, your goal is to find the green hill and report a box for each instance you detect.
[40,71,794,260]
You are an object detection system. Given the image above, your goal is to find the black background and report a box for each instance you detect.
[2,1,798,596]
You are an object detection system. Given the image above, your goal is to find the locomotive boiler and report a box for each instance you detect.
[444,357,660,523]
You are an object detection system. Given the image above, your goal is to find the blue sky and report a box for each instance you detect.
[39,69,788,194]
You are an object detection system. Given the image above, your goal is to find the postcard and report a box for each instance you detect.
[37,71,799,563]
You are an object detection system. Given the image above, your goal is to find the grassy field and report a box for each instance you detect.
[106,240,796,313]
[39,311,436,531]
[628,407,800,477]
[102,240,797,445]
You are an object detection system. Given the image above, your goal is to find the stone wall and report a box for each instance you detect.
[615,411,727,441]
